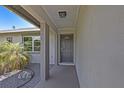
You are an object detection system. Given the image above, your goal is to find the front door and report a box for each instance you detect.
[60,34,74,63]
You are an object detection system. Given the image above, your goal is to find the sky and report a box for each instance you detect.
[0,6,35,30]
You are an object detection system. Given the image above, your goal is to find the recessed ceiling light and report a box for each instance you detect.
[58,11,67,18]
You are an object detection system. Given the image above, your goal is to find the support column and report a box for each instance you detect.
[55,32,58,65]
[40,23,49,80]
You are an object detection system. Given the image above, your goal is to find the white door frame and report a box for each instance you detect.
[57,29,76,66]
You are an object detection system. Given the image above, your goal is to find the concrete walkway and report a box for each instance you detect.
[35,65,80,88]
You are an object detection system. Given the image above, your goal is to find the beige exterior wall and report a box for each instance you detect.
[0,33,22,43]
[76,6,124,87]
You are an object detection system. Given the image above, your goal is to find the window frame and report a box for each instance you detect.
[23,36,40,53]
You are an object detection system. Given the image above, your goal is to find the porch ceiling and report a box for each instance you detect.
[42,5,80,30]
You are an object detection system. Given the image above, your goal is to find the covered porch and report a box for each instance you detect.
[3,5,80,88]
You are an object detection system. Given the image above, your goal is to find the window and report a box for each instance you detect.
[6,37,13,42]
[23,36,40,52]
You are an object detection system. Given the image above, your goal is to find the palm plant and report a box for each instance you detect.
[0,41,30,75]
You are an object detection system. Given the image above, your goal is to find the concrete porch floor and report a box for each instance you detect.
[35,65,80,88]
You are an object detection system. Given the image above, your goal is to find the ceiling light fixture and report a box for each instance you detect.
[58,11,67,18]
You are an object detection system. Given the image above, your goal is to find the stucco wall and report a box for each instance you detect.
[29,53,41,63]
[0,33,22,43]
[76,6,124,87]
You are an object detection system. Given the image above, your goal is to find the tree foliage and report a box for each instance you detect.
[0,41,30,75]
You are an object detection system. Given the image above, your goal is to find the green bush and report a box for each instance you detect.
[0,41,30,75]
